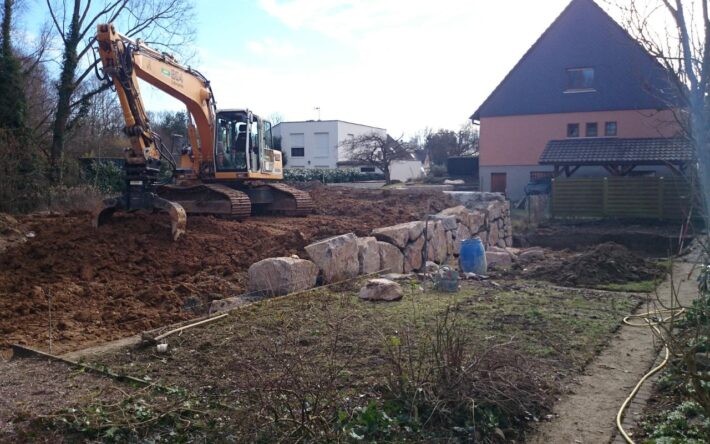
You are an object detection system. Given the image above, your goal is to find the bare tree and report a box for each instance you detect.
[614,0,710,223]
[345,132,414,183]
[45,0,196,184]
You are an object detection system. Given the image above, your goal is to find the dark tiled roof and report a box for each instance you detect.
[470,0,675,121]
[539,138,692,165]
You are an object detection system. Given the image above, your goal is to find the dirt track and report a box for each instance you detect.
[529,259,699,444]
[0,186,456,354]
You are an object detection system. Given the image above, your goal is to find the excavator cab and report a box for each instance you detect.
[214,110,272,174]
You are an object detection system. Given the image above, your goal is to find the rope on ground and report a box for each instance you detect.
[615,307,685,444]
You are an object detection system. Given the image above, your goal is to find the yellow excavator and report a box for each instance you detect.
[93,24,313,239]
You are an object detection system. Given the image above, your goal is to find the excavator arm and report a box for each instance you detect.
[93,23,219,239]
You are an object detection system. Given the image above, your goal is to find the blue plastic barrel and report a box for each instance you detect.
[459,237,487,274]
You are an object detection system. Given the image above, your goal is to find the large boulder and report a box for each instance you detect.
[426,221,448,264]
[431,214,457,231]
[372,221,424,249]
[378,241,405,273]
[404,235,425,272]
[468,211,485,233]
[519,248,545,262]
[485,251,512,269]
[437,206,472,229]
[357,236,381,274]
[486,201,503,221]
[446,230,454,256]
[248,257,319,296]
[305,233,359,283]
[488,223,500,247]
[359,279,403,302]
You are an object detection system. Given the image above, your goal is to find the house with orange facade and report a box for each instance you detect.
[470,0,687,200]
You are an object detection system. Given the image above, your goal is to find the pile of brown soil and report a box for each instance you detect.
[0,187,457,353]
[525,242,665,287]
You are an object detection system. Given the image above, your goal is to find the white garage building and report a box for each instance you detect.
[273,120,386,170]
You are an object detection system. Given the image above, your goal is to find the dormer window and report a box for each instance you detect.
[565,67,595,93]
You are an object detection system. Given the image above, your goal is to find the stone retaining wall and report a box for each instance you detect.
[245,193,511,296]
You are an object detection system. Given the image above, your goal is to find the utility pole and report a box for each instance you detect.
[314,106,321,121]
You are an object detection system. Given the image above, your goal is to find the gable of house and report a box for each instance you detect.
[471,0,672,121]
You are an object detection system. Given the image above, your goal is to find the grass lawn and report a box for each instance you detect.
[28,278,643,442]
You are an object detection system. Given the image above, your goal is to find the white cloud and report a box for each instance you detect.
[246,38,304,57]
[146,0,576,136]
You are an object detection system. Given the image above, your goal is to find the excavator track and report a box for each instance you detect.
[267,183,315,216]
[158,183,251,218]
[254,182,315,216]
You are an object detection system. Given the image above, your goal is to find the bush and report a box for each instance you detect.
[429,164,447,178]
[284,168,384,183]
[338,304,555,442]
[81,159,125,194]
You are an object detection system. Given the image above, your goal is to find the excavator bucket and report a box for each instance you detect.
[153,196,187,240]
[93,195,187,241]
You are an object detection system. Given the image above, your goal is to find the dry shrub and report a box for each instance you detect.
[44,185,105,214]
[376,306,556,442]
[224,293,360,442]
[222,295,556,443]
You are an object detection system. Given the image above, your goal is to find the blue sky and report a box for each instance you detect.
[23,0,589,136]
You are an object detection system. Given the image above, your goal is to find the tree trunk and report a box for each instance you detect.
[48,0,81,185]
[690,101,710,228]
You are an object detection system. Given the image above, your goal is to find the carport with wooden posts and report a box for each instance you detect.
[539,138,695,219]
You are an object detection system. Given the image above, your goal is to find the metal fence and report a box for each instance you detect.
[551,176,694,220]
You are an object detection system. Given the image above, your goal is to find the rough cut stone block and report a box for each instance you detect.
[519,248,545,262]
[248,257,319,296]
[487,201,502,221]
[478,231,488,244]
[426,221,448,264]
[431,215,457,231]
[486,251,512,269]
[446,230,454,256]
[437,205,469,222]
[357,236,381,274]
[372,221,424,249]
[404,235,425,272]
[305,233,359,284]
[454,223,471,255]
[378,241,405,274]
[468,211,485,233]
[488,223,500,247]
[405,221,426,241]
[359,279,403,301]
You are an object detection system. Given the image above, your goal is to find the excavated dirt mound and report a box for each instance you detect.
[0,186,457,353]
[524,242,665,287]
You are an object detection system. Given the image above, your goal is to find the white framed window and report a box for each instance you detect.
[290,133,304,157]
[565,67,595,93]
